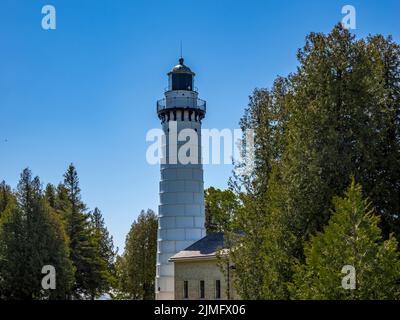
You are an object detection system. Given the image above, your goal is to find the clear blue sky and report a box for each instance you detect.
[0,0,399,251]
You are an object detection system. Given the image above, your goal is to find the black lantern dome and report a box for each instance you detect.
[168,58,195,91]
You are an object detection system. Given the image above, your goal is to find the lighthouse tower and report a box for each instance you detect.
[155,58,207,300]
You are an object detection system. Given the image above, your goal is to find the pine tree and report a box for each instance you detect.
[1,167,116,300]
[89,207,117,297]
[289,180,400,299]
[0,192,26,299]
[62,164,101,299]
[44,183,57,209]
[0,181,12,216]
[0,169,73,299]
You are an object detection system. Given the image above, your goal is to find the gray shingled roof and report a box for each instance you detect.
[169,232,225,261]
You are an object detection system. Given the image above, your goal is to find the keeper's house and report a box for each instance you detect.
[169,233,240,300]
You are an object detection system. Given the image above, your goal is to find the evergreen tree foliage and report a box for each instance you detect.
[230,24,400,299]
[0,181,12,217]
[62,164,104,299]
[90,207,118,297]
[0,169,74,299]
[0,166,116,300]
[289,180,400,299]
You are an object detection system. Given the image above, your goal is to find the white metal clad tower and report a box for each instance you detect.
[155,58,207,300]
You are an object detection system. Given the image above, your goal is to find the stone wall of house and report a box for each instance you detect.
[174,259,240,300]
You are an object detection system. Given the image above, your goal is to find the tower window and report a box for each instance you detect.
[184,281,189,299]
[200,280,205,299]
[171,73,193,91]
[215,280,221,299]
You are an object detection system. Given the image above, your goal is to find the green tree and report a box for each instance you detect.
[276,25,400,246]
[44,183,57,209]
[46,183,72,228]
[62,164,103,299]
[289,180,400,299]
[228,79,291,299]
[90,207,117,297]
[205,187,238,233]
[0,181,13,217]
[230,24,400,299]
[112,255,130,300]
[116,209,157,300]
[0,169,73,299]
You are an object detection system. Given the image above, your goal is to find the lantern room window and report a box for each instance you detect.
[171,73,193,91]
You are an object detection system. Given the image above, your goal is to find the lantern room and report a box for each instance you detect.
[168,58,195,91]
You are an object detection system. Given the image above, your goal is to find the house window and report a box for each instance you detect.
[200,280,205,299]
[183,281,189,299]
[215,280,221,299]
